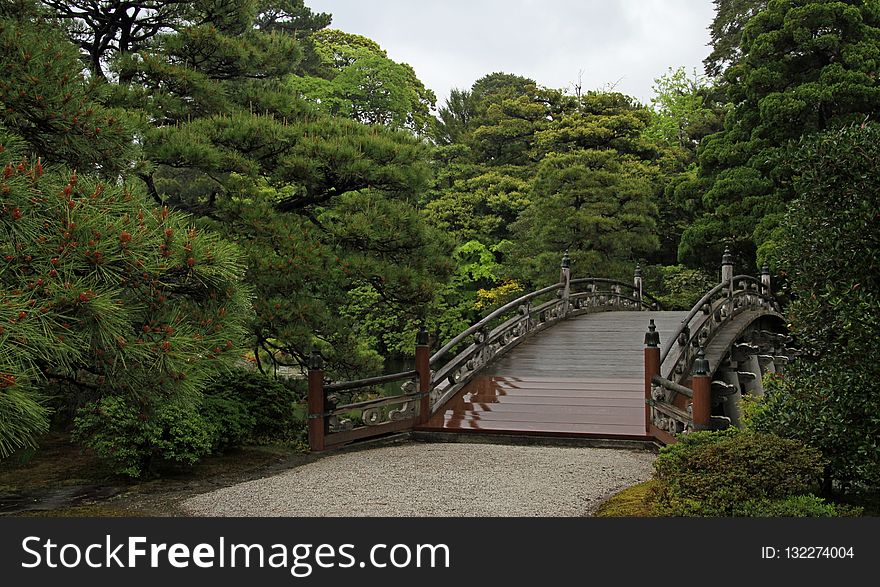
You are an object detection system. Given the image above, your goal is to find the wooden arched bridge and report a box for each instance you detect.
[307,250,791,450]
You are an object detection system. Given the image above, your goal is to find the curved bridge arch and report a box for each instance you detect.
[306,254,790,450]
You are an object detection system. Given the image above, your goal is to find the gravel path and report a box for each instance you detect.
[182,442,655,517]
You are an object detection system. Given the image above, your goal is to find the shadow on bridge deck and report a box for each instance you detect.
[421,311,688,439]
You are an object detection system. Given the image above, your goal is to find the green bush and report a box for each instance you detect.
[753,124,880,492]
[642,264,717,311]
[201,391,257,450]
[651,429,827,516]
[732,495,840,518]
[202,369,306,444]
[73,396,216,478]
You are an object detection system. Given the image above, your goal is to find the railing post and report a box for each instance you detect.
[560,251,571,316]
[633,264,643,309]
[307,350,325,452]
[644,319,661,436]
[760,263,772,297]
[721,247,734,298]
[416,326,431,425]
[691,347,711,431]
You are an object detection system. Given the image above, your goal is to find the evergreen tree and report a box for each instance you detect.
[682,0,880,269]
[39,0,450,374]
[0,126,251,457]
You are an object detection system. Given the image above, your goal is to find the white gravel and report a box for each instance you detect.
[182,442,656,517]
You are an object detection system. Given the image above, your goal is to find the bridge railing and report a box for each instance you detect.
[307,254,658,451]
[644,249,783,443]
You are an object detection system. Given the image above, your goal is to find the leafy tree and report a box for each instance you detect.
[422,169,531,244]
[683,0,880,268]
[644,67,725,158]
[751,123,880,492]
[290,29,437,135]
[642,67,726,263]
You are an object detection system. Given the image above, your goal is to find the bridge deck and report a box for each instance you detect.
[422,311,688,438]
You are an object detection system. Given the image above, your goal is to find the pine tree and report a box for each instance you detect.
[0,127,251,456]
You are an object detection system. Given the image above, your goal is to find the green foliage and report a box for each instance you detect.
[732,494,842,517]
[73,395,216,478]
[201,390,257,450]
[644,67,725,158]
[422,169,531,244]
[0,128,252,457]
[684,0,880,268]
[750,123,880,491]
[510,148,658,284]
[202,369,306,444]
[642,265,717,310]
[39,0,453,378]
[291,29,437,135]
[0,13,134,175]
[704,0,769,77]
[651,429,826,516]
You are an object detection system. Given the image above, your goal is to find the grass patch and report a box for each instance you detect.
[594,481,656,517]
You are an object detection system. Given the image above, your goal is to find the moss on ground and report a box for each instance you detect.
[594,481,656,517]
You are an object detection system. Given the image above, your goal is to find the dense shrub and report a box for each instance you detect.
[651,429,826,516]
[732,495,842,518]
[202,369,307,444]
[73,396,216,478]
[201,391,257,450]
[643,264,717,311]
[753,124,880,492]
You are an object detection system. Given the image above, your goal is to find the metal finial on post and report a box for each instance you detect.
[416,324,429,346]
[693,347,710,376]
[644,319,660,348]
[309,349,323,370]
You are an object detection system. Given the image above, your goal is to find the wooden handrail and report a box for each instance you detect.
[429,282,564,365]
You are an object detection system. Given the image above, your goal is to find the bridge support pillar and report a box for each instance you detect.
[692,348,712,431]
[307,350,326,452]
[416,326,431,424]
[644,320,661,436]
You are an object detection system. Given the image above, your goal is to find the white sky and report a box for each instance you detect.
[306,0,716,107]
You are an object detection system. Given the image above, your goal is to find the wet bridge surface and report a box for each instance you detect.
[423,311,688,438]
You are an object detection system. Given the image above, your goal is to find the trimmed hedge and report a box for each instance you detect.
[650,429,834,517]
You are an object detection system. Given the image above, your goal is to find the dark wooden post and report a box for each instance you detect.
[307,350,325,452]
[416,326,431,424]
[560,251,571,316]
[691,347,711,431]
[721,247,734,298]
[633,264,643,309]
[644,319,661,436]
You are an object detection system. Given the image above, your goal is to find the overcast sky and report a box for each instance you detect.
[307,0,716,107]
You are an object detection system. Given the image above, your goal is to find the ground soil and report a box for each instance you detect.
[0,433,316,517]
